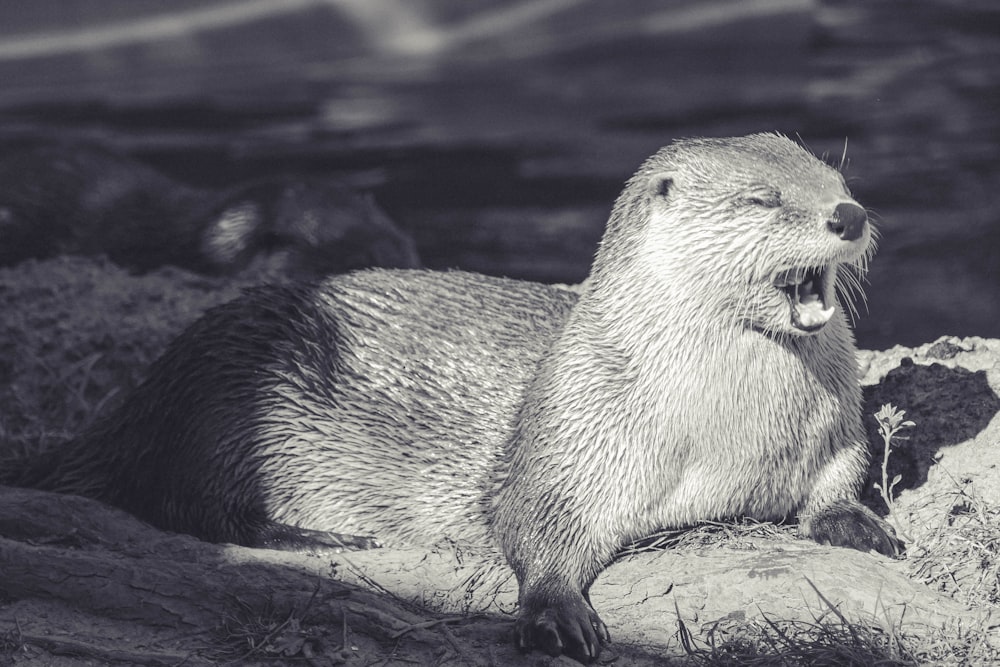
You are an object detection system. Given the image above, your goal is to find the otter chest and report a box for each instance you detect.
[646,333,858,526]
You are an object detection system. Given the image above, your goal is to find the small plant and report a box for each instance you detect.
[873,403,915,516]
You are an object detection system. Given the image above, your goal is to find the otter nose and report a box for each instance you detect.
[828,202,867,241]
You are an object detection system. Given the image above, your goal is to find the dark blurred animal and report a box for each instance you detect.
[0,142,420,278]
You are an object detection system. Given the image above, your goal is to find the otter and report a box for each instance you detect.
[0,142,420,279]
[5,133,901,663]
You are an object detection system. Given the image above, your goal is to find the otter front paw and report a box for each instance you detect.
[806,499,903,557]
[515,592,610,663]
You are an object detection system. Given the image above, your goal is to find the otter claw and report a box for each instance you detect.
[806,499,904,557]
[515,597,609,663]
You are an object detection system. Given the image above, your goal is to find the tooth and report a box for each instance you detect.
[814,306,834,325]
[798,305,835,328]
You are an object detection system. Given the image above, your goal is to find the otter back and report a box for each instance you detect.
[15,269,576,548]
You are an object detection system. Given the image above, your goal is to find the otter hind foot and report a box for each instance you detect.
[805,499,903,557]
[515,591,610,663]
[250,522,381,552]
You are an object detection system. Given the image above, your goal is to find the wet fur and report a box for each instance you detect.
[6,134,900,663]
[16,271,576,548]
[494,134,898,660]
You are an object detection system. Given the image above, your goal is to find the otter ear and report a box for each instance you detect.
[648,175,674,199]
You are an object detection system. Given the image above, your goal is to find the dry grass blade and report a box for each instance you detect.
[673,576,999,666]
[908,485,1000,609]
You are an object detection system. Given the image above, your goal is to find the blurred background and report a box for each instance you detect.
[0,0,996,349]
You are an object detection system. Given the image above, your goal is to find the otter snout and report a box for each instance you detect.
[827,202,867,241]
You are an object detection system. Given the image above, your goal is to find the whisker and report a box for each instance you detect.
[836,268,860,324]
[835,261,870,325]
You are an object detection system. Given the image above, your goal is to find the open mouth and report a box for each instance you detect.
[773,266,835,332]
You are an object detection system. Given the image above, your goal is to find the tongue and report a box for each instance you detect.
[791,279,835,331]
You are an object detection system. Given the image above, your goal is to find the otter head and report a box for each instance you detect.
[595,133,873,337]
[200,179,421,278]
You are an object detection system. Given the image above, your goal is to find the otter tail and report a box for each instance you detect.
[0,436,113,501]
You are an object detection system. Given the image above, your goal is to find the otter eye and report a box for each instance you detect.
[745,189,782,208]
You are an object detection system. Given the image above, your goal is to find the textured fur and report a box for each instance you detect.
[8,134,900,663]
[493,134,898,660]
[16,271,574,547]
